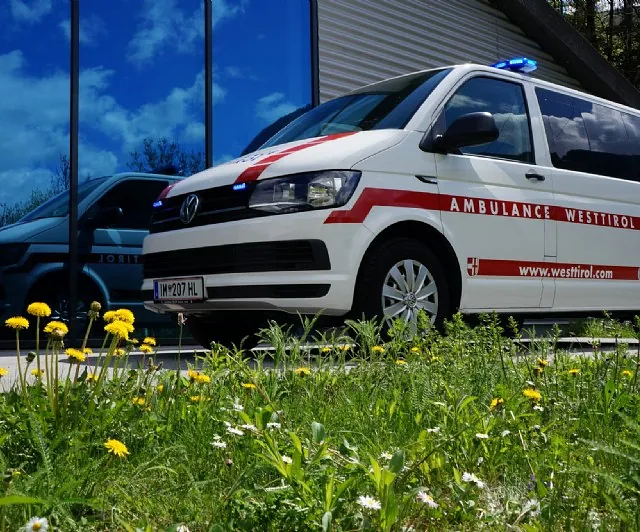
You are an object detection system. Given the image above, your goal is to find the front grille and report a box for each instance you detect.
[150,183,266,233]
[143,240,331,279]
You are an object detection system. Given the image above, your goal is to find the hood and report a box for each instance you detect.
[166,130,408,198]
[0,217,65,244]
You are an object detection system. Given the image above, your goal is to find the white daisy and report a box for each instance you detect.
[427,427,441,433]
[211,440,227,449]
[416,491,438,508]
[522,498,541,517]
[176,526,191,532]
[357,495,381,510]
[379,452,393,460]
[476,433,489,439]
[240,424,257,431]
[24,517,49,532]
[267,422,281,430]
[227,427,244,436]
[533,405,544,411]
[282,455,293,464]
[462,472,486,488]
[233,403,244,411]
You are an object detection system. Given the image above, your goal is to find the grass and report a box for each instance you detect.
[1,307,640,531]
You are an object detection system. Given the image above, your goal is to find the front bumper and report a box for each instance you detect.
[141,210,374,316]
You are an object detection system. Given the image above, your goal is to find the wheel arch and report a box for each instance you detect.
[353,220,463,313]
[25,267,108,308]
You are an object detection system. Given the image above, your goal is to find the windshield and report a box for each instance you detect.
[20,177,109,222]
[260,68,451,149]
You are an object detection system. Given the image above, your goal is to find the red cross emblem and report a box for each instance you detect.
[467,257,480,277]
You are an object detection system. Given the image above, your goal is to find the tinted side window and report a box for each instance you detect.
[536,87,635,180]
[438,77,533,163]
[622,113,640,181]
[96,179,170,230]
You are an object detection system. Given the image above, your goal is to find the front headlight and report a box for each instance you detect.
[248,170,361,214]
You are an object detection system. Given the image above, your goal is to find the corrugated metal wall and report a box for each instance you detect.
[317,0,582,103]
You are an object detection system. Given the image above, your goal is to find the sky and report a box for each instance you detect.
[0,0,312,207]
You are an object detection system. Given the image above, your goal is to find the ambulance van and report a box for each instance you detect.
[141,58,640,348]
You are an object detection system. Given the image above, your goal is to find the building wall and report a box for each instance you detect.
[317,0,582,102]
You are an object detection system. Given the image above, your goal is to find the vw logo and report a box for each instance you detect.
[180,194,200,225]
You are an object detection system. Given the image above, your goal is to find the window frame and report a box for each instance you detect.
[534,85,640,183]
[425,73,537,165]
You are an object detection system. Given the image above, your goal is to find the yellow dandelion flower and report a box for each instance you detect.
[43,320,69,336]
[490,397,504,410]
[534,366,544,375]
[431,356,441,362]
[156,384,164,393]
[523,388,542,401]
[190,395,204,402]
[104,438,129,458]
[139,344,153,354]
[339,345,351,351]
[5,316,29,330]
[65,348,86,362]
[294,367,311,376]
[115,308,135,324]
[129,338,139,345]
[622,370,633,378]
[112,348,126,358]
[372,346,385,353]
[411,347,420,353]
[31,369,44,378]
[395,359,407,365]
[83,347,93,354]
[143,337,157,346]
[27,302,51,318]
[537,358,548,367]
[187,368,210,383]
[104,321,133,340]
[568,368,580,375]
[103,310,117,323]
[0,368,8,377]
[242,382,257,389]
[87,373,98,383]
[132,397,146,406]
[321,347,331,353]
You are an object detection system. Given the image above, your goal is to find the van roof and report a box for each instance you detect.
[351,63,640,117]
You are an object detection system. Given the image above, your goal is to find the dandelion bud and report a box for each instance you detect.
[26,352,36,363]
[90,301,102,312]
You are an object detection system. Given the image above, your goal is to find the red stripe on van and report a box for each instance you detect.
[234,132,357,184]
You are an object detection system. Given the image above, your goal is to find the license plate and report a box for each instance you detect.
[153,277,206,302]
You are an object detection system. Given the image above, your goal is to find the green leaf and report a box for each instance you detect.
[0,495,45,506]
[322,511,333,532]
[312,421,325,444]
[324,475,334,513]
[388,449,405,474]
[289,432,303,456]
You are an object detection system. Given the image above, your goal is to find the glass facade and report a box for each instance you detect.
[0,1,314,344]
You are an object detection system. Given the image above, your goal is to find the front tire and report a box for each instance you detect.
[351,237,451,334]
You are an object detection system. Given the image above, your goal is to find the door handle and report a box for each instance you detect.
[526,172,545,182]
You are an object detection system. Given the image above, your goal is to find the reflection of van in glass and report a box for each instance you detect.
[0,172,180,338]
[142,58,640,349]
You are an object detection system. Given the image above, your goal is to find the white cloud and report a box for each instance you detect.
[59,15,106,45]
[256,92,298,124]
[0,50,219,206]
[127,0,247,67]
[10,0,51,23]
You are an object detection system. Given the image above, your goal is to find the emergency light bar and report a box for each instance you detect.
[490,57,538,73]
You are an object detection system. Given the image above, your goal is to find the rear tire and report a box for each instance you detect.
[351,237,451,335]
[184,313,265,350]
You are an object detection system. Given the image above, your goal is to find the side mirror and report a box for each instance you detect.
[432,112,499,153]
[84,206,123,229]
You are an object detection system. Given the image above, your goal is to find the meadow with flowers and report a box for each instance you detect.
[0,304,640,530]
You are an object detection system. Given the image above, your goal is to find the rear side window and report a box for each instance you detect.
[436,76,533,163]
[536,87,637,180]
[622,114,640,181]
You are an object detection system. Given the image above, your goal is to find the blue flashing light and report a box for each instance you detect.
[490,57,538,73]
[233,183,247,191]
[153,200,163,208]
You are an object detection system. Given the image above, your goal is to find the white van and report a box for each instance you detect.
[141,58,640,347]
